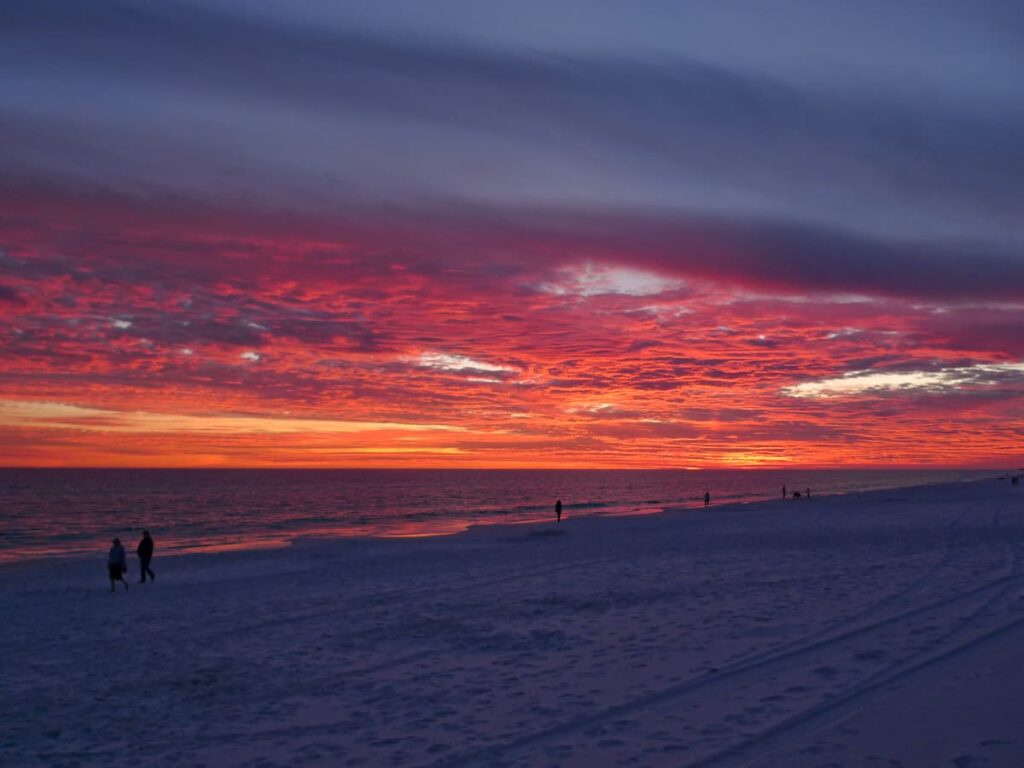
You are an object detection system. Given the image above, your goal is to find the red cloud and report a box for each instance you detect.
[1,193,1022,468]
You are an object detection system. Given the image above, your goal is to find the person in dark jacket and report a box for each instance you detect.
[108,539,129,592]
[137,530,155,583]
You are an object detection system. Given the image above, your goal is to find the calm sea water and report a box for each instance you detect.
[0,468,999,563]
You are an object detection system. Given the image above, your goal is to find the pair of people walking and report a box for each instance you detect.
[107,530,155,591]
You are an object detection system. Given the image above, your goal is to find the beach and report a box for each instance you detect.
[2,477,1022,767]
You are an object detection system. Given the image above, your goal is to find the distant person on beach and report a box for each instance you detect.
[137,530,155,583]
[108,538,129,592]
[782,485,787,499]
[806,487,811,499]
[704,491,710,508]
[555,499,562,524]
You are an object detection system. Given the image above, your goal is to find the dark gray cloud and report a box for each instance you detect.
[347,205,1024,300]
[0,285,23,304]
[2,0,1023,300]
[101,299,384,352]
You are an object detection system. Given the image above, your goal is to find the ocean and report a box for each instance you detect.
[0,468,999,563]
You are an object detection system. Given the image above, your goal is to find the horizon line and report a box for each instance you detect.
[0,465,1012,472]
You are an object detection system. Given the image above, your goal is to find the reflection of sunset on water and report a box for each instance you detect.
[0,467,999,564]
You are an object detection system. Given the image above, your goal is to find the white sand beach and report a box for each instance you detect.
[2,478,1023,767]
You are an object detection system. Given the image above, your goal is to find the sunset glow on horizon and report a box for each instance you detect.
[2,2,1023,469]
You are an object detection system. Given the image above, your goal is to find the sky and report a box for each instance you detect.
[1,1,1023,468]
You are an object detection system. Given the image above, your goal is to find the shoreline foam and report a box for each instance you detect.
[0,472,1003,568]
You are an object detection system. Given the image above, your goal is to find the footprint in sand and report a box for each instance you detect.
[952,755,991,767]
[854,649,887,661]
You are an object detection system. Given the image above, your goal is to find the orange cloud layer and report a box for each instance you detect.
[1,198,1022,468]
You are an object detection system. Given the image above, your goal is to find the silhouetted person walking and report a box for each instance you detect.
[555,499,562,524]
[108,538,129,592]
[704,491,710,508]
[137,530,155,583]
[782,485,787,499]
[806,487,811,500]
